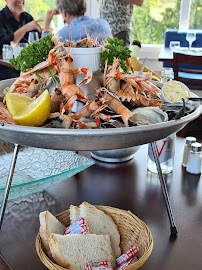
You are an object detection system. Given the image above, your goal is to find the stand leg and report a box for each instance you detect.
[151,142,178,236]
[0,144,20,229]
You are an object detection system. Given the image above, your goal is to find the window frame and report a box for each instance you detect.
[179,0,191,31]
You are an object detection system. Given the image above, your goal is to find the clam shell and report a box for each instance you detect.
[132,107,168,125]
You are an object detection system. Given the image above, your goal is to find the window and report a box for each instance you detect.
[131,0,202,45]
[189,0,202,29]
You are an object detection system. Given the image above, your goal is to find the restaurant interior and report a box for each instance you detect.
[0,0,202,270]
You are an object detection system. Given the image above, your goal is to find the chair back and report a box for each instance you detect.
[173,52,202,90]
[164,29,202,48]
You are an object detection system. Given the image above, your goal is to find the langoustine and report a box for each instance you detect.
[7,35,93,114]
[68,88,167,128]
[1,35,169,129]
[104,58,163,107]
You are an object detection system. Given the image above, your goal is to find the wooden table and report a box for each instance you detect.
[0,136,202,270]
[0,59,14,69]
[0,58,19,81]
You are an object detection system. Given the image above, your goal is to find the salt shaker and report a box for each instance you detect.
[186,142,201,175]
[182,136,196,167]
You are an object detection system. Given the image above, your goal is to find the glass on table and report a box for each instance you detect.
[147,133,176,175]
[12,43,28,58]
[169,41,180,51]
[186,31,196,50]
[2,45,13,60]
[19,42,28,48]
[28,32,39,43]
[160,67,173,83]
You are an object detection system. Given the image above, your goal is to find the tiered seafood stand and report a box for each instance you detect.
[0,78,201,237]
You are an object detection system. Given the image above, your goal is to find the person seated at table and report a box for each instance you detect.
[0,0,42,80]
[42,0,112,44]
[0,0,43,53]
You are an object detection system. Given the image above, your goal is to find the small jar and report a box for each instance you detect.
[2,44,13,60]
[186,142,201,175]
[160,67,173,83]
[2,45,7,60]
[182,136,196,167]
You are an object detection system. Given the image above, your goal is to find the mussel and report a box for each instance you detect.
[161,101,196,120]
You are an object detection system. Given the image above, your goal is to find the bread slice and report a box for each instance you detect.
[39,211,65,253]
[49,234,116,270]
[79,202,121,258]
[70,205,80,224]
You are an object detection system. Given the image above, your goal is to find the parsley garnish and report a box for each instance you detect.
[101,37,131,73]
[10,33,53,73]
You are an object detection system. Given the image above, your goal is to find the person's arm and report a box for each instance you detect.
[120,0,144,6]
[13,20,43,44]
[43,9,59,32]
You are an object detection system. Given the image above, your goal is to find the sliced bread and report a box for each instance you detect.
[39,211,65,252]
[73,201,121,258]
[69,205,80,224]
[49,234,116,270]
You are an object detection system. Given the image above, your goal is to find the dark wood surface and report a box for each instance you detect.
[0,57,19,81]
[0,255,13,270]
[0,59,14,69]
[0,136,202,270]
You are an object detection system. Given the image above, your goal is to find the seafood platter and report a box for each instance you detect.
[0,35,201,151]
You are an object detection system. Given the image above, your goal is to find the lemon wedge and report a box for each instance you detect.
[6,90,51,126]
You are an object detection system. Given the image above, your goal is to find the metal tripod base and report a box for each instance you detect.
[151,142,178,236]
[0,144,20,229]
[0,142,178,235]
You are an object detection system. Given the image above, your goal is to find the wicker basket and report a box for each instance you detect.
[36,205,153,270]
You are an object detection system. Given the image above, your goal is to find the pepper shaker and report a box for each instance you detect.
[182,136,196,167]
[186,142,201,175]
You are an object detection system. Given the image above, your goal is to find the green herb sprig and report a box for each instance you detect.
[101,37,131,73]
[10,33,53,73]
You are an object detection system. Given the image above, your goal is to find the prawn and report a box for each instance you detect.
[105,93,137,127]
[104,58,162,107]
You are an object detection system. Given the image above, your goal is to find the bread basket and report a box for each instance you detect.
[36,205,153,270]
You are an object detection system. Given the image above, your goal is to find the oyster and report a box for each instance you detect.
[132,107,168,125]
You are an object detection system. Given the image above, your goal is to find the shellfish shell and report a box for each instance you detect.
[132,106,168,125]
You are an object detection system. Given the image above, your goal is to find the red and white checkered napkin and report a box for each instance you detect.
[116,256,138,270]
[85,261,114,270]
[64,217,90,235]
[116,246,139,269]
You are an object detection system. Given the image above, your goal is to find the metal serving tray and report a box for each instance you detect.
[0,78,201,151]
